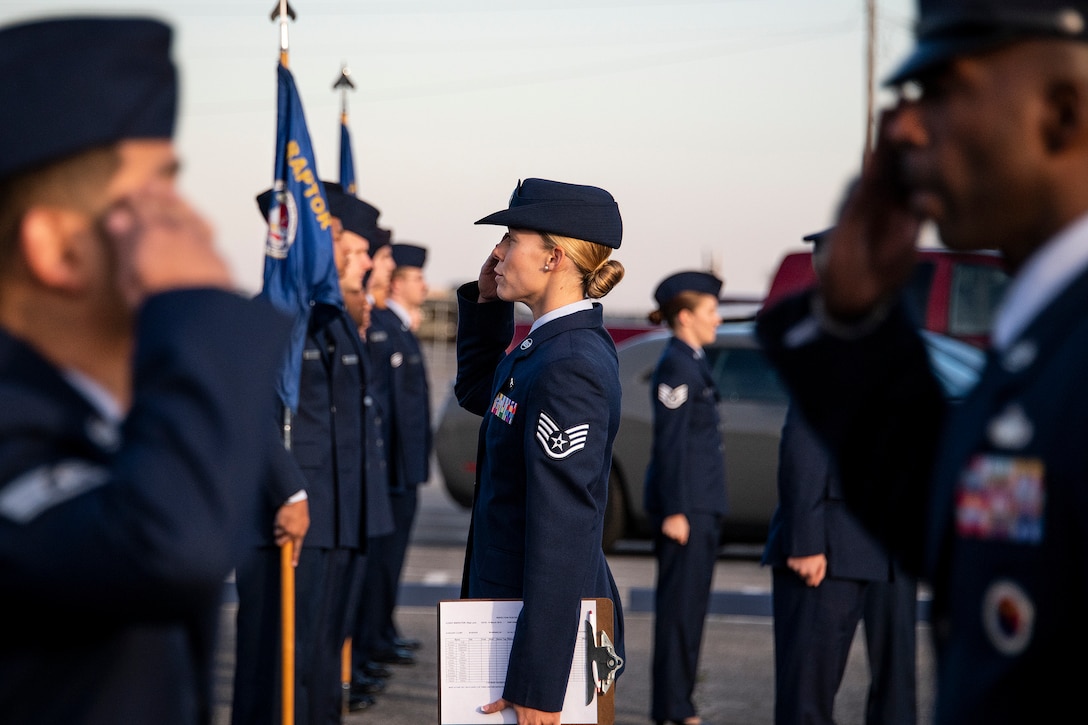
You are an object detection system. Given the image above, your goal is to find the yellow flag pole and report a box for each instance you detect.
[280,541,296,725]
[341,638,352,714]
[268,5,297,722]
[279,407,297,725]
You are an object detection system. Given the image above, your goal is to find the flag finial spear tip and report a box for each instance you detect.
[269,1,296,22]
[333,64,356,90]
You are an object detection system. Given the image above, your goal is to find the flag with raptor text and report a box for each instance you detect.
[259,62,342,412]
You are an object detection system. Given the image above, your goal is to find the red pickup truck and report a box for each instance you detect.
[762,247,1010,348]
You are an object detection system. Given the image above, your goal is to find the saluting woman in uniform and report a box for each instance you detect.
[454,178,627,725]
[644,271,727,725]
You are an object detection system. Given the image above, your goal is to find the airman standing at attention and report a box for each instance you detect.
[763,228,918,725]
[355,243,432,674]
[455,178,627,725]
[644,271,727,725]
[234,182,375,725]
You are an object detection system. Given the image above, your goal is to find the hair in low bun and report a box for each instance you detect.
[585,259,625,299]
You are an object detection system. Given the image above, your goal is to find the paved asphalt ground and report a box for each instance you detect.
[212,340,936,724]
[213,482,936,725]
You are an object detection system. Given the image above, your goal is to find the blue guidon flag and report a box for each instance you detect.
[339,112,356,195]
[259,63,342,412]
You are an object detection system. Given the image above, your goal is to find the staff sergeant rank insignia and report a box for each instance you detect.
[657,383,688,410]
[536,411,589,459]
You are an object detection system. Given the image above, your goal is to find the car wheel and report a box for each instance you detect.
[602,468,626,552]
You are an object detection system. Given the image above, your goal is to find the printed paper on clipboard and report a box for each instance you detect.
[438,599,622,724]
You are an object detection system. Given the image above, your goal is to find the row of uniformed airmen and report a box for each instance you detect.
[232,183,433,723]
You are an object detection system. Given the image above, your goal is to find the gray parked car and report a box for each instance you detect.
[436,321,985,551]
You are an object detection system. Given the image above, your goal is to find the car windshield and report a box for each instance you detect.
[705,344,789,404]
[701,325,982,405]
[948,264,1009,338]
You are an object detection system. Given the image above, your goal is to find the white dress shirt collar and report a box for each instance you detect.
[529,299,595,335]
[385,298,413,329]
[992,211,1088,351]
[63,368,123,423]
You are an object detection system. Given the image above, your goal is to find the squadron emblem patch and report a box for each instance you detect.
[657,383,689,410]
[536,411,589,459]
[264,183,298,260]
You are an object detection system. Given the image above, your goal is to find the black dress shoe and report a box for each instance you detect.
[348,693,376,712]
[393,636,422,650]
[363,661,393,679]
[371,646,416,665]
[351,675,386,695]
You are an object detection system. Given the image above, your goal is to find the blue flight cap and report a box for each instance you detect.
[0,16,177,182]
[323,182,381,242]
[887,0,1088,85]
[370,227,392,253]
[653,271,723,308]
[475,178,623,249]
[391,243,427,269]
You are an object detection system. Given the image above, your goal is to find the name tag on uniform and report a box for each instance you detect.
[490,391,517,424]
[955,454,1045,544]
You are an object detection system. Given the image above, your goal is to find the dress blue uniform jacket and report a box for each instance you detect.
[360,332,394,538]
[756,274,1088,725]
[367,306,431,490]
[454,282,625,713]
[260,311,391,545]
[0,290,290,725]
[643,336,726,723]
[762,403,890,580]
[643,337,727,523]
[289,303,367,551]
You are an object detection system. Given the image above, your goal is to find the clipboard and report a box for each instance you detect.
[437,597,621,725]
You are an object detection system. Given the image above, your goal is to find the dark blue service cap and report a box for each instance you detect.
[370,227,392,252]
[323,182,381,242]
[391,243,427,269]
[653,271,723,308]
[888,0,1088,85]
[0,16,177,182]
[475,178,623,249]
